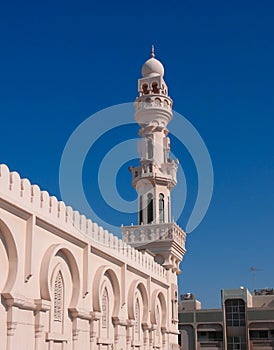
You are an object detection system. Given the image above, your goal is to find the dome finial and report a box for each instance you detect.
[151,44,155,58]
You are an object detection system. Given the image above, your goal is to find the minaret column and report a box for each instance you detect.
[130,48,177,226]
[122,48,186,273]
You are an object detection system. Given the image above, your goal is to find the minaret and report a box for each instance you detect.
[122,48,186,274]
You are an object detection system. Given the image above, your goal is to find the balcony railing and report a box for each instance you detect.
[122,222,186,248]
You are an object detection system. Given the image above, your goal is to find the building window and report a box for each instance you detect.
[147,193,153,224]
[250,330,268,340]
[227,336,246,350]
[53,271,63,322]
[198,331,223,341]
[159,193,164,223]
[102,288,109,328]
[225,299,246,327]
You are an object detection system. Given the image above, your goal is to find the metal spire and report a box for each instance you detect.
[151,44,155,58]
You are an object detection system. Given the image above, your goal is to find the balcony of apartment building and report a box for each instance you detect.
[249,329,274,349]
[197,325,223,349]
[247,288,274,350]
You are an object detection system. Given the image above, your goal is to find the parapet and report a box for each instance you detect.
[0,164,167,280]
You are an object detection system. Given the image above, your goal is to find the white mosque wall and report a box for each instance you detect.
[0,164,180,350]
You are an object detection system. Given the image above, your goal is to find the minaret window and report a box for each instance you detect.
[139,195,143,225]
[147,193,153,224]
[159,194,165,223]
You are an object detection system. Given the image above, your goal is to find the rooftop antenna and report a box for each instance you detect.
[249,266,263,291]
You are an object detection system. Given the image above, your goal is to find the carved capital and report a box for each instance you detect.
[7,322,17,336]
[35,324,44,338]
[72,329,80,341]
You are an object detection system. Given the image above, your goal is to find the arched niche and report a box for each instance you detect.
[151,290,167,328]
[39,244,80,308]
[128,280,149,323]
[0,219,18,293]
[92,266,121,318]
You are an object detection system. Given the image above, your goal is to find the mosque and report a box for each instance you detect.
[0,49,187,349]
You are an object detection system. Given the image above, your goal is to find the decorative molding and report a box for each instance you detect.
[45,332,68,342]
[2,293,36,311]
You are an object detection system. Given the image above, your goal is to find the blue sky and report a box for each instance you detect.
[0,0,273,308]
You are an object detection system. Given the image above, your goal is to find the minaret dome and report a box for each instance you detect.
[141,57,164,77]
[141,46,165,77]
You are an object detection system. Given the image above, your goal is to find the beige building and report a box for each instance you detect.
[179,288,274,350]
[0,49,186,349]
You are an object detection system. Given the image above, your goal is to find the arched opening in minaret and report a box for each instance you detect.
[152,82,159,94]
[147,193,153,224]
[139,195,143,225]
[142,83,148,94]
[159,193,165,223]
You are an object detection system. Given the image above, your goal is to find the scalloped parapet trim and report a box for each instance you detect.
[0,164,167,280]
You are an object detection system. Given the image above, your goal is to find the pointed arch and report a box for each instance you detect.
[48,258,73,337]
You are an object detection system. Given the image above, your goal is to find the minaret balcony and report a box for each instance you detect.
[122,222,186,251]
[129,163,177,188]
[134,96,173,112]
